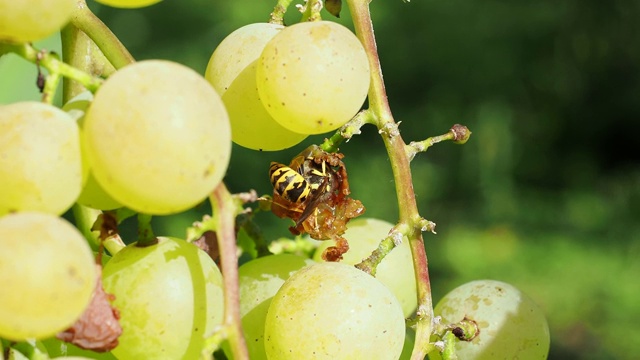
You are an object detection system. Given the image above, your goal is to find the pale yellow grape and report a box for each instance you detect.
[313,218,418,317]
[84,60,231,215]
[0,102,82,216]
[224,254,314,360]
[206,23,284,96]
[205,23,307,150]
[257,21,370,135]
[102,237,224,359]
[264,262,405,359]
[93,0,161,9]
[0,212,96,341]
[62,92,121,210]
[61,90,93,185]
[220,61,308,151]
[0,0,75,43]
[432,280,550,359]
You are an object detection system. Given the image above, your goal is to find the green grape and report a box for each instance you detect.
[205,23,307,150]
[432,280,550,360]
[0,0,75,43]
[62,91,121,210]
[0,102,82,216]
[93,0,161,9]
[61,91,92,185]
[223,254,315,360]
[313,217,418,317]
[399,328,417,360]
[42,337,117,360]
[102,237,224,360]
[256,20,370,135]
[83,60,231,215]
[0,212,96,341]
[75,173,122,210]
[264,262,405,359]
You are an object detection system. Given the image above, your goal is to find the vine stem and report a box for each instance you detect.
[61,21,115,99]
[70,0,135,70]
[0,42,103,93]
[269,0,294,25]
[210,183,248,360]
[345,0,435,358]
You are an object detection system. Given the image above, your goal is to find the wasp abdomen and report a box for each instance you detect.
[269,162,311,203]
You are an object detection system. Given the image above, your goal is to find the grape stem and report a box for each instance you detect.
[209,183,249,360]
[441,331,457,360]
[300,0,324,22]
[269,0,294,25]
[0,42,104,93]
[136,213,158,247]
[61,23,116,99]
[345,0,436,358]
[69,0,135,69]
[72,204,103,250]
[320,108,374,153]
[87,210,126,256]
[405,124,472,161]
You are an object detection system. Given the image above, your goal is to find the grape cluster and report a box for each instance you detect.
[206,20,370,150]
[0,1,550,359]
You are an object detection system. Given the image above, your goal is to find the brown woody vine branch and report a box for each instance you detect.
[346,0,437,358]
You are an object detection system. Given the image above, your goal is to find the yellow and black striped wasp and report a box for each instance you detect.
[268,145,336,230]
[268,145,365,260]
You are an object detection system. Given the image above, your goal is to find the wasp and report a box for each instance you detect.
[268,145,364,261]
[269,147,334,228]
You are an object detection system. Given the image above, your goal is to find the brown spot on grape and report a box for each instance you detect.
[68,266,78,277]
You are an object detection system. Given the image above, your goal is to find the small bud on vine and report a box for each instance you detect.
[451,124,472,144]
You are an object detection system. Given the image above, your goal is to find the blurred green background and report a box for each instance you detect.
[1,0,638,359]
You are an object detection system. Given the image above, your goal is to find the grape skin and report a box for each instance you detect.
[206,23,284,97]
[205,23,307,151]
[75,173,122,210]
[93,0,161,9]
[256,21,370,135]
[0,102,82,216]
[432,279,550,360]
[42,337,117,360]
[264,262,405,360]
[62,92,121,210]
[313,217,418,317]
[0,212,96,341]
[0,0,75,43]
[224,254,315,360]
[102,237,224,360]
[84,60,231,215]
